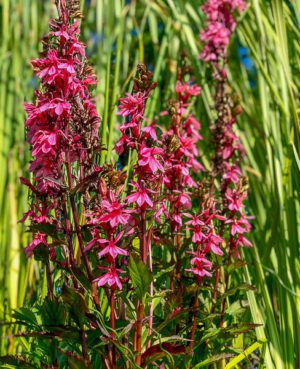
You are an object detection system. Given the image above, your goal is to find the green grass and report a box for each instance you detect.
[0,0,299,367]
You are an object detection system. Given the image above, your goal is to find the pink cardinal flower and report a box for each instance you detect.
[176,192,192,209]
[185,253,212,278]
[223,163,242,183]
[235,234,252,248]
[126,182,154,208]
[142,124,159,140]
[94,267,124,290]
[176,81,201,101]
[225,188,247,212]
[203,232,224,256]
[191,228,206,243]
[24,232,48,258]
[184,213,205,227]
[98,232,128,259]
[225,216,251,235]
[138,146,165,173]
[100,190,130,227]
[117,92,146,118]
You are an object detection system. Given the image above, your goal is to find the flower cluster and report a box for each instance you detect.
[200,0,251,261]
[200,0,246,62]
[158,74,210,282]
[24,0,99,195]
[85,179,130,290]
[22,1,100,261]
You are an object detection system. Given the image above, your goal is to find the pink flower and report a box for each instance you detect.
[191,228,206,243]
[225,216,251,235]
[24,232,48,258]
[155,205,169,224]
[235,234,252,248]
[126,182,154,208]
[203,232,224,256]
[184,213,205,227]
[223,163,242,183]
[138,146,165,173]
[185,253,212,278]
[177,193,192,209]
[117,92,146,118]
[98,232,128,259]
[225,188,247,212]
[142,124,159,140]
[176,81,201,100]
[94,267,124,290]
[100,191,130,228]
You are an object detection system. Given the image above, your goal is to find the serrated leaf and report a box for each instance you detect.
[200,327,221,344]
[128,254,152,300]
[61,285,88,327]
[225,300,247,317]
[0,355,40,368]
[12,308,38,327]
[41,297,67,327]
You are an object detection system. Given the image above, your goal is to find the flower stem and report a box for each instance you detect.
[65,156,100,309]
[110,288,116,369]
[80,328,89,363]
[135,209,147,365]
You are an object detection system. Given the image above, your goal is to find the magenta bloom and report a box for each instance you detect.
[225,188,247,212]
[94,267,124,290]
[100,191,130,228]
[200,0,246,61]
[222,163,242,183]
[184,213,205,227]
[175,81,201,100]
[138,146,165,173]
[126,182,154,208]
[98,232,128,259]
[225,216,251,235]
[203,232,224,256]
[117,92,146,118]
[24,232,48,258]
[185,253,213,278]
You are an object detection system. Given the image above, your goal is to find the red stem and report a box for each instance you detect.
[65,156,100,309]
[110,288,116,369]
[189,291,199,355]
[80,328,89,363]
[135,209,147,365]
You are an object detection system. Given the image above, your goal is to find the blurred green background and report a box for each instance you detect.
[0,1,299,368]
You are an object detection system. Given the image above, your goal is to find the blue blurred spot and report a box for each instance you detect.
[238,46,248,57]
[29,76,38,89]
[131,28,139,37]
[116,162,124,171]
[241,56,254,70]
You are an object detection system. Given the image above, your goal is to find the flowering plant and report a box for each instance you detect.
[2,1,258,368]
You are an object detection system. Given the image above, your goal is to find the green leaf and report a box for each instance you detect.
[61,285,88,327]
[128,254,152,300]
[0,355,40,369]
[67,355,92,369]
[41,297,67,327]
[12,308,38,327]
[192,353,234,368]
[225,339,267,369]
